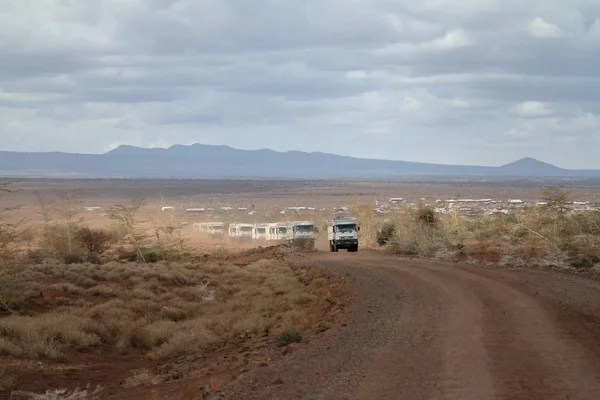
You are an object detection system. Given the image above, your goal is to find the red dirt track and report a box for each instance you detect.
[223,252,600,400]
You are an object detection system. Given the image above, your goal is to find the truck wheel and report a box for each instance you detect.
[334,243,339,252]
[329,242,334,252]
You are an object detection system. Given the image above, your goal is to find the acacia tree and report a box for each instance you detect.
[542,187,571,217]
[108,200,149,263]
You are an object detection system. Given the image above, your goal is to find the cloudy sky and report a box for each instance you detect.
[1,0,600,168]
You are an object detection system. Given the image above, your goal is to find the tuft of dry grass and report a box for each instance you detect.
[121,369,161,388]
[0,313,101,360]
[48,283,84,295]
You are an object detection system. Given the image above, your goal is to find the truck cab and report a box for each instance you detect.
[237,223,253,241]
[253,223,268,241]
[286,221,315,249]
[206,222,224,239]
[327,216,359,252]
[267,223,288,242]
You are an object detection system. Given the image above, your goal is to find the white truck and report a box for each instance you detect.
[252,223,268,241]
[267,222,288,243]
[286,221,315,249]
[327,216,359,252]
[228,223,253,242]
[194,222,225,239]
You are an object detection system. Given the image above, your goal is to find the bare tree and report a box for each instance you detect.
[52,190,84,253]
[35,191,57,255]
[108,200,149,263]
[154,198,185,258]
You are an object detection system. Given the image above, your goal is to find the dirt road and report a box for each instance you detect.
[223,252,600,400]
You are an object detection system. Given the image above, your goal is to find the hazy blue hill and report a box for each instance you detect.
[0,144,598,178]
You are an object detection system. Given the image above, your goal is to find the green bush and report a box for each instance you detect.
[571,254,599,269]
[117,251,138,262]
[86,252,102,265]
[276,330,303,347]
[63,253,85,265]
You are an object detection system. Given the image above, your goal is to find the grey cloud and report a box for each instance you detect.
[0,0,599,169]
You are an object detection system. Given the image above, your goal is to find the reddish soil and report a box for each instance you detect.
[192,244,291,266]
[1,249,347,400]
[223,252,600,400]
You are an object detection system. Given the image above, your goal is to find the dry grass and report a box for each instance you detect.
[356,201,600,270]
[11,386,103,400]
[121,369,161,388]
[0,257,329,362]
[0,313,102,361]
[0,374,17,393]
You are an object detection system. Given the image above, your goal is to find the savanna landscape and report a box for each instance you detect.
[1,178,600,399]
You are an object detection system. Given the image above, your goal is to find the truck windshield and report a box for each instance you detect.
[336,224,357,233]
[296,225,313,233]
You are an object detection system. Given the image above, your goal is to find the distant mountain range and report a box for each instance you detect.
[1,144,599,179]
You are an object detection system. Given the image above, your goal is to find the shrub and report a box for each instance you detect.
[117,250,138,262]
[144,251,160,263]
[27,249,55,264]
[571,254,600,269]
[0,313,101,360]
[76,228,114,254]
[376,222,396,246]
[63,253,85,265]
[148,322,220,360]
[416,207,437,228]
[86,252,102,265]
[116,248,163,263]
[276,329,303,347]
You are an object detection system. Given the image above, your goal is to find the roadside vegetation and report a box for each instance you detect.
[0,259,326,361]
[0,183,344,397]
[360,188,600,273]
